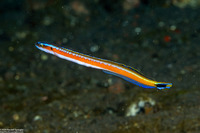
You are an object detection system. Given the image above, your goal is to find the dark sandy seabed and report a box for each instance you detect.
[0,0,200,132]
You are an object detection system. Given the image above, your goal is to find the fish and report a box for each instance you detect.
[35,42,172,90]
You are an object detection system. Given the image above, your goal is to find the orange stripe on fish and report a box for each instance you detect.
[35,42,172,90]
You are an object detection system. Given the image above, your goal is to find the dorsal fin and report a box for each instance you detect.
[121,64,146,77]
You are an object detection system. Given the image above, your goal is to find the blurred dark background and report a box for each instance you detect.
[0,0,200,132]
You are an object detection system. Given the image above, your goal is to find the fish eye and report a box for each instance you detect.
[36,42,44,47]
[38,42,43,47]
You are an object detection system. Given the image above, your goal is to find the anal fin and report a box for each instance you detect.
[103,70,155,88]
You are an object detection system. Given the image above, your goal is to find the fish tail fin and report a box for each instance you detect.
[155,82,172,90]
